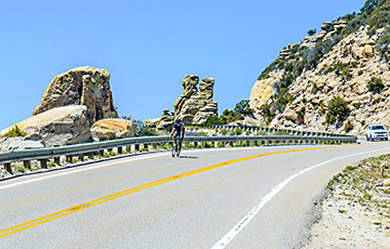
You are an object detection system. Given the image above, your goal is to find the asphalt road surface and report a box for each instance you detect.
[1,142,390,249]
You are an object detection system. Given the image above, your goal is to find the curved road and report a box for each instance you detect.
[1,142,390,249]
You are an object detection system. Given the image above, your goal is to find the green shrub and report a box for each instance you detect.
[367,77,385,93]
[344,120,354,133]
[48,161,56,167]
[197,132,207,136]
[353,102,361,109]
[3,126,27,138]
[325,97,351,125]
[217,142,225,148]
[361,120,366,126]
[204,116,225,125]
[221,109,243,123]
[234,127,244,135]
[358,70,364,76]
[16,166,26,173]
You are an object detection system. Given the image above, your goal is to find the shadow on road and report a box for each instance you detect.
[178,155,198,159]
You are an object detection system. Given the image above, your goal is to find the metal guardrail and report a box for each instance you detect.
[0,135,357,169]
[187,124,353,138]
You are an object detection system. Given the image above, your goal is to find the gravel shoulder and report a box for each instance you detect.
[303,154,390,249]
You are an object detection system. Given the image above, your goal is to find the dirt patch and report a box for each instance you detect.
[303,154,390,248]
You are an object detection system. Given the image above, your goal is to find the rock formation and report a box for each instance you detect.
[33,66,118,126]
[0,105,91,148]
[90,119,134,141]
[173,75,218,124]
[146,75,218,132]
[247,2,390,135]
[146,110,174,133]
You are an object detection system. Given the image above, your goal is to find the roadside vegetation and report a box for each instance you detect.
[204,99,253,125]
[326,154,390,220]
[3,126,27,138]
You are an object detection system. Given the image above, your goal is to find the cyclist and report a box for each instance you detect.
[170,118,185,152]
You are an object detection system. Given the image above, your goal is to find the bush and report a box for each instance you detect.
[221,109,243,123]
[205,116,225,125]
[353,102,361,109]
[325,97,351,125]
[344,120,354,133]
[132,119,155,136]
[3,126,27,138]
[367,77,385,93]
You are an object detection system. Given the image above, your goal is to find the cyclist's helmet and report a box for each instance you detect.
[176,118,181,124]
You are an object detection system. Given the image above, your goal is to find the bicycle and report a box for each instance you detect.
[171,134,181,157]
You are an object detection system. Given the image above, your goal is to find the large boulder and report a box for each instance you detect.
[33,66,118,126]
[0,105,91,148]
[90,119,134,141]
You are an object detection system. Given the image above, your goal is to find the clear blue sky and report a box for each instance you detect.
[0,0,366,130]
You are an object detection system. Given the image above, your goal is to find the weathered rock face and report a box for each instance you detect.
[33,66,118,126]
[0,137,44,151]
[0,105,91,148]
[90,119,134,141]
[147,109,174,133]
[173,75,218,124]
[248,19,390,135]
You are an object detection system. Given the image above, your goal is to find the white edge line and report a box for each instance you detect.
[210,147,390,249]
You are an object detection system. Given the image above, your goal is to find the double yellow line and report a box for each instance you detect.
[0,145,355,239]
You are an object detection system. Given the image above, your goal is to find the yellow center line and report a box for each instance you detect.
[0,144,357,239]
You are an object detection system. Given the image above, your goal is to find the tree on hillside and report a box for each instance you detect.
[307,29,316,36]
[325,97,350,126]
[234,99,253,115]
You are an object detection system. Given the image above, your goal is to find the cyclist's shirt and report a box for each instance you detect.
[174,123,185,135]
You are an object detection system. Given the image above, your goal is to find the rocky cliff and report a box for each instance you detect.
[248,0,390,135]
[33,66,118,126]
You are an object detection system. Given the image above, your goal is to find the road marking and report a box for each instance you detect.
[0,146,267,190]
[0,144,356,239]
[210,147,390,249]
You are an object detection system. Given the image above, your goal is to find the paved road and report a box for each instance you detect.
[1,142,390,249]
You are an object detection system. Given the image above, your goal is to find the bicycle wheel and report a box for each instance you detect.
[171,142,175,157]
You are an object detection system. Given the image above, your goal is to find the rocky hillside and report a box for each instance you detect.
[248,0,390,135]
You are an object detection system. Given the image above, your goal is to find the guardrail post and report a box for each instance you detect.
[40,159,47,169]
[202,142,206,148]
[66,155,73,163]
[118,147,123,154]
[126,145,131,153]
[54,157,61,165]
[99,150,104,157]
[4,163,12,174]
[88,153,94,160]
[135,144,140,151]
[78,153,85,162]
[23,160,32,170]
[143,144,149,151]
[194,142,198,148]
